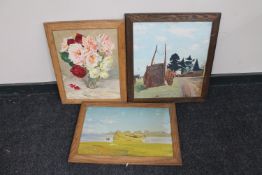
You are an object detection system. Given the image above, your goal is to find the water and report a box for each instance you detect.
[144,137,172,144]
[81,134,113,142]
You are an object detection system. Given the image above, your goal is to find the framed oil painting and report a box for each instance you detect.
[69,103,182,165]
[44,20,127,104]
[125,13,221,103]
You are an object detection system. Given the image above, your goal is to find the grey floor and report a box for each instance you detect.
[0,81,261,175]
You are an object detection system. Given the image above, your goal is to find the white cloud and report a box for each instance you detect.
[100,118,117,124]
[190,43,200,51]
[168,26,197,38]
[155,112,161,116]
[86,118,93,122]
[82,123,104,134]
[161,123,171,133]
[120,111,126,116]
[202,39,209,44]
[175,48,189,58]
[134,23,158,35]
[134,44,143,51]
[166,45,173,53]
[155,36,167,43]
[134,38,147,51]
[86,128,95,134]
[133,24,148,35]
[81,124,95,134]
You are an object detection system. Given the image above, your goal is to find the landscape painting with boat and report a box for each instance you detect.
[78,106,173,157]
[133,22,212,98]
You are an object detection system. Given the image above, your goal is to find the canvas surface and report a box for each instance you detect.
[53,29,120,99]
[78,106,173,157]
[133,22,212,98]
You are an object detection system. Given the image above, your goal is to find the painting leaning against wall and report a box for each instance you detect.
[53,30,120,99]
[44,20,126,104]
[125,13,221,102]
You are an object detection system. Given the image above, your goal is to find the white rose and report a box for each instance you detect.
[68,43,85,65]
[89,68,100,79]
[85,51,102,69]
[100,56,113,71]
[100,71,109,79]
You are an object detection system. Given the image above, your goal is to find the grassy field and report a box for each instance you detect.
[78,142,173,157]
[134,77,203,98]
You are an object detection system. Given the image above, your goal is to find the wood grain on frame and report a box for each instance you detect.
[68,102,182,165]
[44,20,127,104]
[125,13,221,103]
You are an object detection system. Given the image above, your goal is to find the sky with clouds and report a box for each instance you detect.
[133,22,212,75]
[81,106,171,135]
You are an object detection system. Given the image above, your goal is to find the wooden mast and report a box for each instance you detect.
[163,43,167,83]
[164,43,166,70]
[150,45,158,66]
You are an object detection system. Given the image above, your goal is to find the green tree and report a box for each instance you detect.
[179,58,187,74]
[167,53,181,71]
[185,55,193,67]
[192,59,202,71]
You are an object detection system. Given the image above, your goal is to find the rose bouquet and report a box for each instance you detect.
[59,33,114,89]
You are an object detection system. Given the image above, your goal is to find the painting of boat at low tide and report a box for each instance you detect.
[133,22,212,98]
[78,106,173,157]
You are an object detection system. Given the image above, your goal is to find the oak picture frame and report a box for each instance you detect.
[125,13,221,103]
[44,20,127,104]
[69,102,182,166]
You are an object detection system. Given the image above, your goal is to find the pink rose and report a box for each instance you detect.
[82,36,98,52]
[96,34,114,56]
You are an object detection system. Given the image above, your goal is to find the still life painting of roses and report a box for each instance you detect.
[52,29,121,100]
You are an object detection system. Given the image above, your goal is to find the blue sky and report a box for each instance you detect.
[81,106,171,135]
[133,22,212,75]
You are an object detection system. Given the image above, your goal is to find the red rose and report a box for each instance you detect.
[75,33,83,44]
[67,33,83,45]
[67,39,75,45]
[70,65,87,78]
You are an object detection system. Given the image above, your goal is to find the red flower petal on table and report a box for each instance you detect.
[69,84,81,90]
[74,85,80,90]
[70,65,87,78]
[75,33,83,44]
[67,39,75,45]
